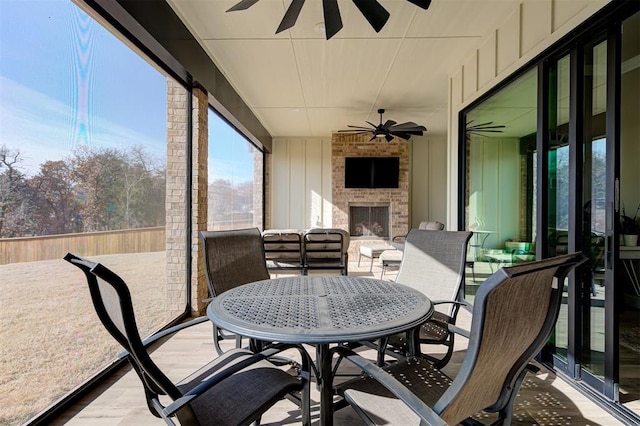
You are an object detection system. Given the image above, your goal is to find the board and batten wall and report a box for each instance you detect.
[467,137,522,249]
[269,137,334,229]
[269,134,447,231]
[446,0,611,228]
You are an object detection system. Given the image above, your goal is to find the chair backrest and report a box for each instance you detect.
[63,253,182,405]
[396,229,472,316]
[303,228,350,266]
[432,252,585,425]
[199,228,270,298]
[418,221,445,231]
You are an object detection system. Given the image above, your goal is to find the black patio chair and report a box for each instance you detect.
[333,252,586,426]
[199,228,271,354]
[64,252,311,426]
[380,229,472,368]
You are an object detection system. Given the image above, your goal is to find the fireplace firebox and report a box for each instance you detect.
[349,204,390,238]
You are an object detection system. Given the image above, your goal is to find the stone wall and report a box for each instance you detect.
[332,133,410,260]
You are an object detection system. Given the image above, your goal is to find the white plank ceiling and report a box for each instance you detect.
[167,0,519,138]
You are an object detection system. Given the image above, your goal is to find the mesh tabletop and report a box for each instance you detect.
[207,276,433,344]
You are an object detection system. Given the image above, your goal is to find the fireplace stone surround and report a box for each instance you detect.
[331,133,410,262]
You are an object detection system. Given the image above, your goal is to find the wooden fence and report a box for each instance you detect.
[0,227,166,265]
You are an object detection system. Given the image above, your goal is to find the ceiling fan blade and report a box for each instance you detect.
[369,135,377,142]
[338,128,372,132]
[467,121,505,128]
[393,129,425,135]
[365,121,377,128]
[406,0,432,10]
[390,121,423,127]
[470,126,505,130]
[323,0,343,39]
[472,125,506,130]
[468,129,505,134]
[390,122,426,132]
[276,0,306,33]
[352,0,390,33]
[468,121,493,127]
[382,119,397,128]
[385,133,394,142]
[390,132,412,140]
[345,125,374,130]
[338,130,372,135]
[226,0,260,12]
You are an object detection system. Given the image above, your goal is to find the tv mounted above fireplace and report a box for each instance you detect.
[344,157,400,189]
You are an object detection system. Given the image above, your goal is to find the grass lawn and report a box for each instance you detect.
[0,252,167,426]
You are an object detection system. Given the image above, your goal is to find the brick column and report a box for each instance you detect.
[263,151,271,229]
[166,79,209,317]
[191,84,208,315]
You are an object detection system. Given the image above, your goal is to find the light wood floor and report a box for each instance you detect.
[52,263,628,425]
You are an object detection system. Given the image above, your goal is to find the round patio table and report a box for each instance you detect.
[206,275,433,426]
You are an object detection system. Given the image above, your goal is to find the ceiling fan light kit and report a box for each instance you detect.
[338,109,427,142]
[227,0,432,40]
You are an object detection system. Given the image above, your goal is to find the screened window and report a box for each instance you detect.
[207,109,264,230]
[0,2,184,424]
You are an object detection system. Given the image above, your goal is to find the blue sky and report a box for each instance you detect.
[0,0,253,182]
[0,1,166,173]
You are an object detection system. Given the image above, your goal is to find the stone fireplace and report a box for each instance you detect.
[331,133,410,259]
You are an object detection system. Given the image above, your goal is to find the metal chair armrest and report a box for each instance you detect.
[430,299,469,308]
[143,316,210,347]
[163,343,312,417]
[331,346,447,426]
[115,317,211,358]
[448,324,470,339]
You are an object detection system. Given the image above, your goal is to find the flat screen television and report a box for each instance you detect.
[344,157,400,188]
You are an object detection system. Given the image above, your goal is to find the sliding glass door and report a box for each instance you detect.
[578,36,610,389]
[547,54,571,361]
[617,10,640,412]
[461,6,640,418]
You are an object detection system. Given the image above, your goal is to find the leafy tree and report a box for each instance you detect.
[70,145,166,232]
[0,144,166,237]
[234,181,253,214]
[28,160,77,235]
[71,146,127,231]
[209,179,234,219]
[208,178,254,228]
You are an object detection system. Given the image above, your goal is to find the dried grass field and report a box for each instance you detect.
[0,252,167,426]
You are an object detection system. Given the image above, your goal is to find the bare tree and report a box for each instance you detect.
[0,145,29,237]
[122,145,165,228]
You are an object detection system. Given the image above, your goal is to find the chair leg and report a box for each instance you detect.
[491,367,531,426]
[430,334,455,369]
[212,325,225,355]
[376,336,389,366]
[466,261,476,282]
